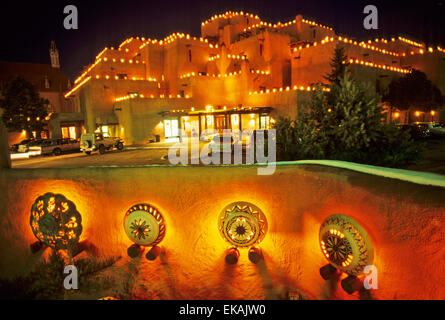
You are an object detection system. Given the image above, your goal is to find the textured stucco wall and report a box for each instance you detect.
[114,98,193,144]
[0,164,443,300]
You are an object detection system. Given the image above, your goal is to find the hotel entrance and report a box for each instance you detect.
[164,119,179,138]
[161,106,273,140]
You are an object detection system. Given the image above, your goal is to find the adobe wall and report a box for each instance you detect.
[93,59,146,80]
[78,79,159,132]
[7,130,26,146]
[291,40,404,88]
[115,98,193,144]
[245,90,308,120]
[0,163,443,300]
[292,41,336,86]
[189,75,248,107]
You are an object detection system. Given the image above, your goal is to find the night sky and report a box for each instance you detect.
[1,0,444,80]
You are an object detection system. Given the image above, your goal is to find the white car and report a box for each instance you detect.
[80,133,124,155]
[16,139,45,153]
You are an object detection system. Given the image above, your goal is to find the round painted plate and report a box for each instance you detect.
[319,214,374,276]
[218,202,267,247]
[124,203,165,246]
[30,192,82,250]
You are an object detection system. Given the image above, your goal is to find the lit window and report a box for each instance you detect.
[69,126,76,139]
[62,127,69,138]
[101,126,109,137]
[231,114,239,128]
[260,115,270,129]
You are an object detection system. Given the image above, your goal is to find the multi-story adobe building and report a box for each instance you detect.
[63,11,445,144]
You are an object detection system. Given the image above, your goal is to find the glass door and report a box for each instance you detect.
[164,119,179,137]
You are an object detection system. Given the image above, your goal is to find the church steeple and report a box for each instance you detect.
[50,40,60,68]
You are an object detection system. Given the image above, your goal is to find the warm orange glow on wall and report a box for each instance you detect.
[115,93,191,102]
[139,32,215,50]
[250,85,329,95]
[293,36,399,56]
[415,111,421,117]
[124,203,166,247]
[347,58,410,74]
[218,202,268,248]
[243,15,333,32]
[319,214,374,277]
[0,161,443,299]
[398,36,425,48]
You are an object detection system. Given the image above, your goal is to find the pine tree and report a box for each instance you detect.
[383,69,444,123]
[323,45,350,84]
[0,77,49,138]
[275,73,421,167]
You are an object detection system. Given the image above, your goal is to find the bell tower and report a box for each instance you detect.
[50,40,60,68]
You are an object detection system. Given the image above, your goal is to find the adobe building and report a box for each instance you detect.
[64,11,445,144]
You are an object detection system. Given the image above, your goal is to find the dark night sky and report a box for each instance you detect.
[1,0,444,80]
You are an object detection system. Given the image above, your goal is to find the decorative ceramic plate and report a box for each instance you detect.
[124,203,165,246]
[319,214,373,276]
[218,202,267,247]
[30,192,82,250]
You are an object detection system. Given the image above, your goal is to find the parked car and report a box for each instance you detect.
[426,122,445,137]
[16,139,45,153]
[80,133,124,155]
[9,143,20,153]
[28,138,80,156]
[413,122,445,138]
[397,124,429,140]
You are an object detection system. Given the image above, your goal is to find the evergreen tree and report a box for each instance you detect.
[0,77,49,138]
[323,45,350,84]
[383,69,444,112]
[275,73,421,167]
